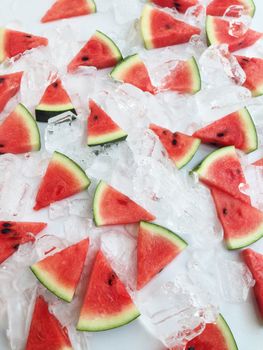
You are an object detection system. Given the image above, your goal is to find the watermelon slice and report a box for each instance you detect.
[242,248,263,318]
[35,78,76,122]
[148,0,198,13]
[0,28,48,63]
[31,239,89,302]
[110,54,156,94]
[0,71,23,112]
[206,16,262,52]
[87,99,127,146]
[0,103,41,154]
[137,221,187,290]
[206,0,256,17]
[185,314,238,350]
[25,296,73,350]
[194,146,250,203]
[235,55,263,97]
[161,57,201,94]
[93,181,155,226]
[0,221,47,264]
[211,188,263,249]
[77,250,140,331]
[34,151,90,210]
[68,31,122,73]
[192,108,258,153]
[150,123,201,169]
[41,0,96,23]
[140,5,201,49]
[253,158,263,166]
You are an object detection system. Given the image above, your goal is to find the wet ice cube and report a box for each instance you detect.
[69,199,90,218]
[64,216,90,242]
[49,200,70,220]
[113,0,142,25]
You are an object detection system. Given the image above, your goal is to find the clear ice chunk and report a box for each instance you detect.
[113,0,142,25]
[49,200,70,220]
[69,199,90,218]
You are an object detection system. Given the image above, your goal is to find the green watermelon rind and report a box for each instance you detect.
[140,5,155,50]
[245,0,256,17]
[16,103,41,152]
[206,16,219,47]
[77,302,140,332]
[86,0,97,13]
[52,151,91,190]
[110,54,140,82]
[225,225,263,250]
[30,264,74,303]
[87,130,128,147]
[94,30,123,62]
[187,56,202,94]
[216,314,238,349]
[0,28,6,63]
[35,108,77,123]
[176,137,201,169]
[238,107,258,153]
[93,180,109,226]
[140,221,188,250]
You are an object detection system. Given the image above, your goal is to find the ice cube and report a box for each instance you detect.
[69,199,91,218]
[113,0,142,25]
[49,200,70,220]
[35,235,67,258]
[63,216,90,242]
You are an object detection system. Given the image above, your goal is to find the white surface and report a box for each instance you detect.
[0,1,263,350]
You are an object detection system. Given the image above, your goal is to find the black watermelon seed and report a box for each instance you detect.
[236,169,241,174]
[1,228,11,234]
[172,139,177,145]
[53,82,58,88]
[242,58,250,63]
[188,347,196,350]
[0,78,5,83]
[82,56,89,61]
[165,24,172,29]
[25,35,32,38]
[216,132,225,137]
[93,115,98,120]
[174,2,181,9]
[3,222,12,228]
[0,144,4,148]
[223,208,228,215]
[162,130,167,135]
[13,244,20,250]
[108,273,115,286]
[158,268,164,274]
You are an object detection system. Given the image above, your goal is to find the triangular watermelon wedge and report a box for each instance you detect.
[25,296,73,350]
[77,250,140,331]
[140,5,201,49]
[110,54,156,94]
[184,314,238,350]
[193,107,258,154]
[0,71,23,112]
[235,55,263,97]
[87,99,127,146]
[211,188,263,249]
[93,181,155,226]
[160,56,201,94]
[35,78,76,122]
[242,248,263,318]
[206,0,256,17]
[206,16,262,52]
[34,151,91,210]
[0,28,48,63]
[0,221,47,264]
[148,0,198,13]
[137,221,187,290]
[194,146,250,203]
[31,239,89,302]
[41,0,96,23]
[68,31,122,73]
[150,123,201,169]
[0,103,41,154]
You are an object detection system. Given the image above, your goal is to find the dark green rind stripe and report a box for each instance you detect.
[35,108,77,123]
[88,134,127,147]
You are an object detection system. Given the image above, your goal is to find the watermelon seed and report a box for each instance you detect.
[242,58,250,63]
[53,82,58,88]
[187,347,195,350]
[165,24,172,29]
[1,228,11,234]
[13,244,19,250]
[223,208,228,215]
[82,56,89,61]
[108,273,115,286]
[0,144,4,147]
[162,130,167,135]
[216,132,225,137]
[93,115,98,120]
[0,78,4,83]
[3,222,12,227]
[25,35,32,38]
[172,139,177,146]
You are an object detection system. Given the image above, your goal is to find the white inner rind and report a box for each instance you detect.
[88,129,127,146]
[238,107,258,153]
[217,314,239,349]
[188,57,202,94]
[86,0,97,13]
[206,16,219,46]
[93,180,107,226]
[110,54,141,81]
[176,138,201,169]
[0,28,6,63]
[140,5,154,49]
[226,221,263,250]
[36,103,74,111]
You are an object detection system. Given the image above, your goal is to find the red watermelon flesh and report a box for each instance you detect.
[41,0,96,23]
[34,151,90,210]
[253,158,263,166]
[242,248,263,318]
[235,55,263,97]
[184,314,238,350]
[207,0,256,17]
[93,181,155,226]
[1,28,48,62]
[38,79,73,107]
[149,0,198,13]
[31,239,89,302]
[196,146,250,204]
[137,221,187,290]
[206,16,261,52]
[25,296,73,350]
[77,250,140,331]
[192,108,258,153]
[141,5,201,49]
[150,124,200,169]
[211,188,263,249]
[0,72,23,112]
[68,31,122,73]
[0,221,47,264]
